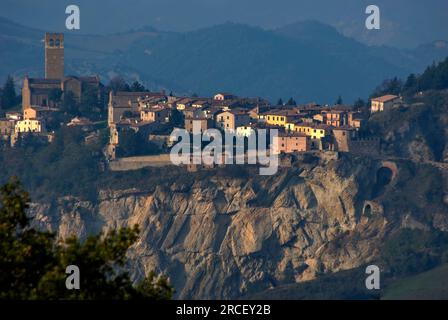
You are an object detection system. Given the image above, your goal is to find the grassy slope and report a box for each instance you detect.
[382,264,448,300]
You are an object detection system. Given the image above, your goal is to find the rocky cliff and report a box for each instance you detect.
[28,153,448,299]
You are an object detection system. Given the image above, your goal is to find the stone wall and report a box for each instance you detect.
[108,154,172,171]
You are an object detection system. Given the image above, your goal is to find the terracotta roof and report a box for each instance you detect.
[261,109,299,116]
[292,122,332,130]
[28,78,60,85]
[371,95,399,103]
[333,125,357,131]
[277,132,308,138]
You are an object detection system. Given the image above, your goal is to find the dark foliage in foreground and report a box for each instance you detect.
[0,179,173,300]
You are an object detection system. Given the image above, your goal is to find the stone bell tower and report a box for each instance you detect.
[45,33,64,79]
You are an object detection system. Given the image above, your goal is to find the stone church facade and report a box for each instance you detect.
[21,32,101,111]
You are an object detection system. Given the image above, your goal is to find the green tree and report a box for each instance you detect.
[130,81,146,92]
[117,130,160,157]
[0,179,173,300]
[61,91,79,116]
[49,88,63,106]
[286,97,296,106]
[354,98,365,109]
[169,108,184,127]
[1,75,18,109]
[108,76,130,93]
[371,77,403,98]
[277,98,284,105]
[79,86,100,117]
[335,95,343,105]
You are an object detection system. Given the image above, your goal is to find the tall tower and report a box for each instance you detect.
[45,33,64,79]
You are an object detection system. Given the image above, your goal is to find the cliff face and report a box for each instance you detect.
[29,154,447,299]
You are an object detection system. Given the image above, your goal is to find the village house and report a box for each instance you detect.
[191,99,211,109]
[138,95,167,108]
[184,117,215,134]
[23,106,58,121]
[272,132,310,154]
[140,105,170,123]
[325,110,348,127]
[5,112,22,121]
[182,106,207,119]
[371,95,401,113]
[176,97,197,110]
[286,122,329,140]
[285,122,332,150]
[236,124,257,137]
[348,111,365,128]
[202,105,224,120]
[108,91,165,125]
[216,109,251,132]
[0,119,16,140]
[14,119,44,133]
[258,109,301,127]
[67,117,94,131]
[313,113,326,123]
[214,92,237,101]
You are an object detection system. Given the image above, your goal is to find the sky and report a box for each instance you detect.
[0,0,447,48]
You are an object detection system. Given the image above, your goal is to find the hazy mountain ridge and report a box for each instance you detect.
[1,17,447,102]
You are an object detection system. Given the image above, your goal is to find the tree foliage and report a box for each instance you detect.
[130,81,147,92]
[1,75,18,109]
[0,179,173,300]
[117,130,160,157]
[371,77,403,98]
[286,97,296,106]
[108,76,130,93]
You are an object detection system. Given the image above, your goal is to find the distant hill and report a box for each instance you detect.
[1,17,447,103]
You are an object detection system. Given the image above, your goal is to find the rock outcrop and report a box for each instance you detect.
[29,154,447,299]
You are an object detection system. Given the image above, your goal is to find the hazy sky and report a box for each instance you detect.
[1,0,447,47]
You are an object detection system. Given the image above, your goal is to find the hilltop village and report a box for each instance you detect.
[0,33,403,170]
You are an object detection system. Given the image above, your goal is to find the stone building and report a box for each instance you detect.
[108,91,166,125]
[140,106,170,123]
[272,132,310,154]
[22,33,101,111]
[45,33,64,79]
[215,109,251,132]
[22,75,101,110]
[332,126,357,152]
[371,95,400,113]
[0,119,15,140]
[185,117,214,134]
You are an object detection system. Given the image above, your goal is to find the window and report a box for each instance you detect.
[55,39,60,47]
[49,39,54,47]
